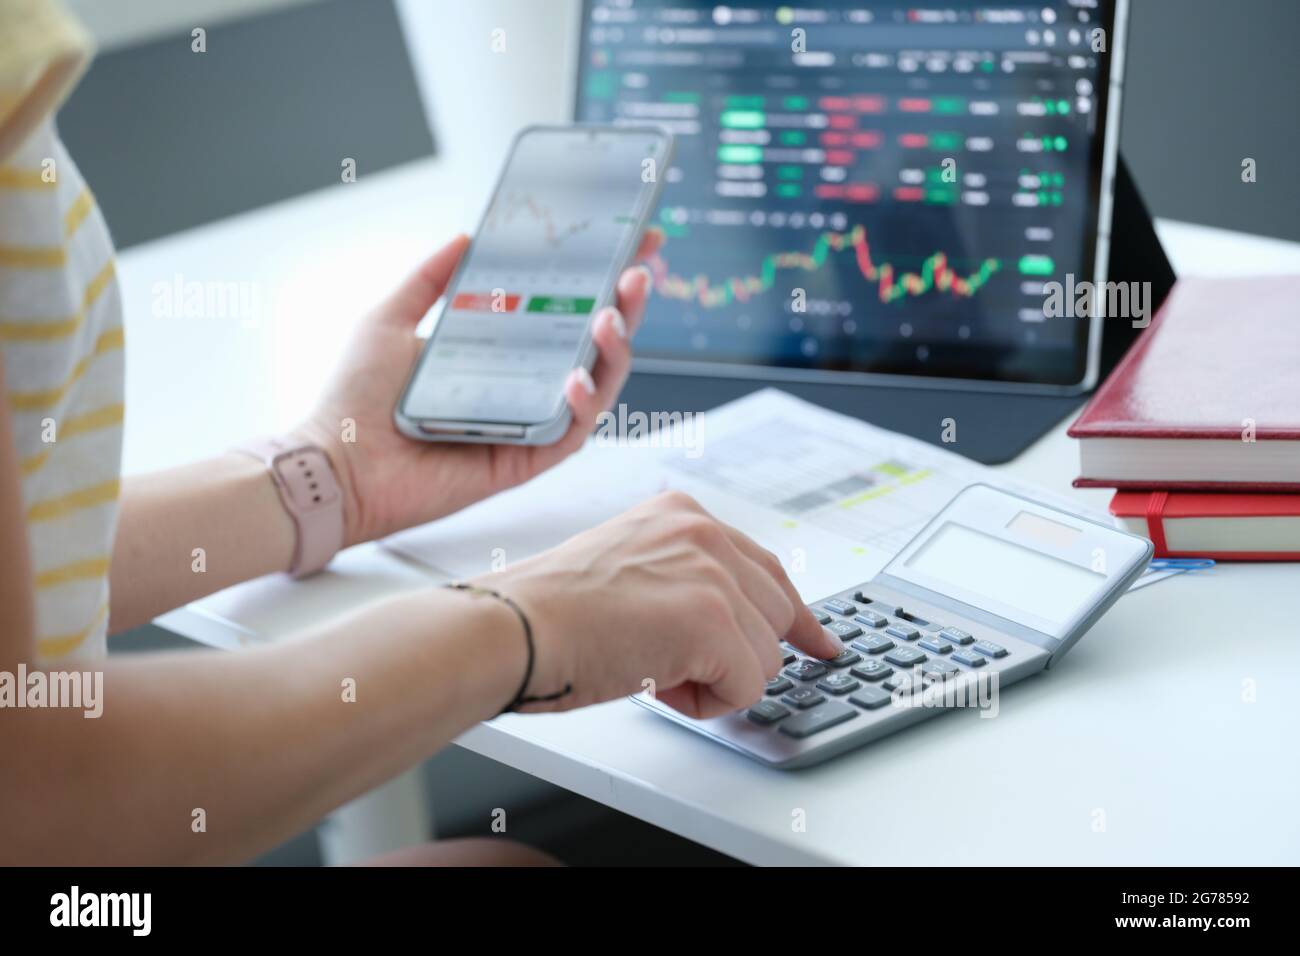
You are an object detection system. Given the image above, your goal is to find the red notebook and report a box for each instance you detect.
[1111,491,1300,561]
[1069,276,1300,490]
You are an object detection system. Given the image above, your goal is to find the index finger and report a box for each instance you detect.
[718,525,841,660]
[633,226,664,262]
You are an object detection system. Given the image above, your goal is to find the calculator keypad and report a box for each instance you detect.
[822,599,858,616]
[827,621,864,641]
[739,590,1014,742]
[851,635,894,655]
[785,659,828,682]
[778,701,857,738]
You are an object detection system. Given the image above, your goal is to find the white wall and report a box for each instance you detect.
[395,0,582,205]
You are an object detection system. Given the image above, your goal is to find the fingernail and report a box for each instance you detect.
[606,308,628,340]
[573,366,596,396]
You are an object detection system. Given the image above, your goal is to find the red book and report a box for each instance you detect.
[1069,276,1300,490]
[1110,491,1300,561]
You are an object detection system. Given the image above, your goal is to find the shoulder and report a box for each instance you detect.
[0,0,93,164]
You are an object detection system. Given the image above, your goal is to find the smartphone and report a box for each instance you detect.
[395,124,675,445]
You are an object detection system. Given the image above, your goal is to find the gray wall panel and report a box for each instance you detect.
[58,0,434,248]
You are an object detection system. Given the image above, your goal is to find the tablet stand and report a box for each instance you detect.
[619,156,1176,465]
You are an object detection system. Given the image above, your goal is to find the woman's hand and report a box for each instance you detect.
[296,230,663,547]
[470,491,843,719]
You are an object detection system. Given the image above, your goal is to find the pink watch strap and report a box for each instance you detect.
[240,437,344,578]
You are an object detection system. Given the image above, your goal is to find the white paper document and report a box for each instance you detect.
[384,389,1105,602]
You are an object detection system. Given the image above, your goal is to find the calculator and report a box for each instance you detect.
[635,484,1153,769]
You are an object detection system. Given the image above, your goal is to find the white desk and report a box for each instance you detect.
[119,158,1300,866]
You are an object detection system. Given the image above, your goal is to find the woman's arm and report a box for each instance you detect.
[4,491,837,865]
[107,451,295,632]
[0,361,37,668]
[2,586,526,865]
[108,232,660,631]
[1,365,525,864]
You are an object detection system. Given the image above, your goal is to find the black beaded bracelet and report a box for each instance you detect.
[443,582,572,715]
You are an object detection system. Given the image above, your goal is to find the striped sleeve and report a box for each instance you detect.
[1,2,119,660]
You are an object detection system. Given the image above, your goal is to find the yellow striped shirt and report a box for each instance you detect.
[2,2,118,660]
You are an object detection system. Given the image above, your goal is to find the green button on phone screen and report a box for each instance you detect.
[526,296,596,314]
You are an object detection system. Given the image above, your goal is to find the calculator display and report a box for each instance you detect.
[904,521,1104,630]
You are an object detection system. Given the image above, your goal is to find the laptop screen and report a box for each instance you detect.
[574,0,1125,390]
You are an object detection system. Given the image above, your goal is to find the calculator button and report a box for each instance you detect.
[884,646,926,668]
[918,636,952,655]
[883,672,920,693]
[851,660,893,682]
[785,660,828,682]
[885,624,920,641]
[778,701,858,738]
[826,649,862,668]
[951,650,987,667]
[854,610,889,629]
[849,686,893,710]
[782,687,826,709]
[851,634,895,655]
[939,627,974,645]
[827,621,864,641]
[921,659,960,680]
[747,700,791,724]
[779,646,797,665]
[765,676,794,696]
[813,610,832,625]
[853,591,874,604]
[973,640,1008,659]
[823,599,858,616]
[816,673,861,696]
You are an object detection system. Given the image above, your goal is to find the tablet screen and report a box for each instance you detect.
[575,0,1123,389]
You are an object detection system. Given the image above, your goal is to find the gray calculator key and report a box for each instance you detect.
[748,699,791,724]
[851,634,895,655]
[973,640,1008,658]
[951,650,987,667]
[827,649,861,668]
[778,701,858,738]
[883,673,919,693]
[782,687,826,709]
[851,660,893,682]
[816,673,861,696]
[849,686,893,710]
[884,646,926,668]
[921,659,960,679]
[827,620,864,641]
[918,636,952,654]
[939,627,974,645]
[885,624,920,641]
[765,676,794,696]
[779,646,797,665]
[854,610,889,629]
[785,659,828,681]
[823,599,858,616]
[813,610,832,625]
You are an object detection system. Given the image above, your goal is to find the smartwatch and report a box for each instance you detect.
[240,437,345,577]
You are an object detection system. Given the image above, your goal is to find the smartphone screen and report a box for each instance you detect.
[402,127,671,428]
